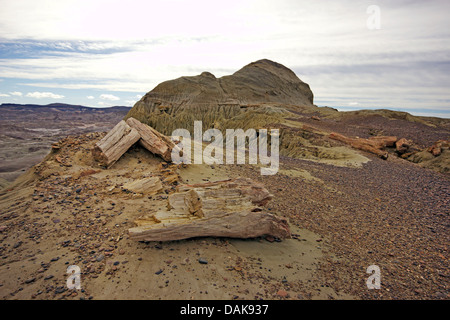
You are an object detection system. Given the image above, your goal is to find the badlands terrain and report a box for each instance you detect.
[0,60,448,300]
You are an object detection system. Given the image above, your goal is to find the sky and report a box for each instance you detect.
[0,0,449,118]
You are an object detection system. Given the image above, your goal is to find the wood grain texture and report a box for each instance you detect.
[129,177,290,241]
[329,132,398,159]
[92,120,140,167]
[126,117,175,161]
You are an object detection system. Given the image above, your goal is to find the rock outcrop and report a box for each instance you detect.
[125,59,314,136]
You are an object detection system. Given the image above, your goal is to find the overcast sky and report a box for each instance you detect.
[0,0,449,117]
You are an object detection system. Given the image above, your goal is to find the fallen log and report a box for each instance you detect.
[329,132,397,159]
[128,177,290,241]
[126,117,175,162]
[92,118,176,167]
[92,120,141,167]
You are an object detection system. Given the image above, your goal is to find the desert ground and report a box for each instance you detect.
[0,104,129,184]
[0,104,448,300]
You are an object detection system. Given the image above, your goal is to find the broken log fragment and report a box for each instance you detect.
[92,120,140,168]
[92,118,176,168]
[122,176,163,195]
[128,177,290,241]
[329,132,397,159]
[126,117,175,162]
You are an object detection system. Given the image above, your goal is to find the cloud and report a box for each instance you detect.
[100,94,120,101]
[26,91,64,99]
[0,93,10,97]
[0,1,449,117]
[125,100,137,106]
[97,101,112,107]
[9,91,22,96]
[87,95,94,99]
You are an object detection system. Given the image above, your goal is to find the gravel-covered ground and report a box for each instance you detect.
[228,153,449,299]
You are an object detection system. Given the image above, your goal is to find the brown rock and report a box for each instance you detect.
[277,289,288,298]
[396,138,411,154]
[427,140,449,156]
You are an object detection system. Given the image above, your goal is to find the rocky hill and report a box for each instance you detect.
[125,59,315,134]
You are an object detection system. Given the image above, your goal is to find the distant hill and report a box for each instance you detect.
[0,102,131,182]
[0,103,131,112]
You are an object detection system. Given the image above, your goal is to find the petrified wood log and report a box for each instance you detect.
[329,132,397,159]
[92,118,176,167]
[92,120,140,167]
[121,176,163,195]
[126,117,175,162]
[128,177,290,241]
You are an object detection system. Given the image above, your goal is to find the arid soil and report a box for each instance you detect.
[0,128,448,300]
[0,134,351,300]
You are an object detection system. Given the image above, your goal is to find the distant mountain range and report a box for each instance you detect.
[0,103,131,112]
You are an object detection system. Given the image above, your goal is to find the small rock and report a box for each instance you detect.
[25,277,36,284]
[96,254,105,262]
[13,241,22,249]
[277,289,288,298]
[155,269,163,275]
[198,258,208,264]
[55,286,66,294]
